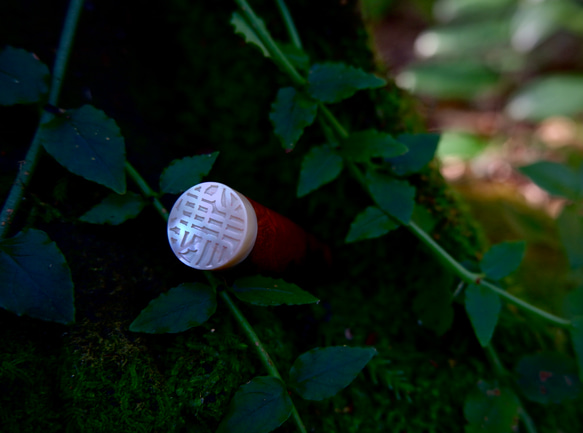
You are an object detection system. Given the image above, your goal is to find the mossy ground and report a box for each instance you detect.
[1,0,580,432]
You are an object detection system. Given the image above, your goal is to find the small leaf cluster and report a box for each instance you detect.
[520,160,583,381]
[0,45,219,325]
[130,273,376,432]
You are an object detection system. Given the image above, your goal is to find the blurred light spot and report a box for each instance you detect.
[536,116,577,148]
[441,156,466,181]
[506,95,533,120]
[520,182,548,206]
[415,32,440,58]
[511,21,540,53]
[396,71,416,91]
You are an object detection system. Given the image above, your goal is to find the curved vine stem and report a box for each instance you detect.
[485,344,538,433]
[275,0,302,49]
[233,0,572,330]
[125,162,308,433]
[219,291,308,433]
[0,0,85,239]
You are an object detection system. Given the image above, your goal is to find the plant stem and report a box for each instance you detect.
[408,220,483,285]
[484,343,507,378]
[485,344,538,433]
[480,280,571,328]
[275,0,302,49]
[234,0,306,87]
[126,159,308,433]
[49,0,85,106]
[0,0,85,240]
[219,291,308,433]
[124,162,168,221]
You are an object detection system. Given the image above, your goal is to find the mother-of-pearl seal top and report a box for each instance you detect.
[167,182,258,270]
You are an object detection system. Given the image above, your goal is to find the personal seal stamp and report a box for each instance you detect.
[167,182,258,270]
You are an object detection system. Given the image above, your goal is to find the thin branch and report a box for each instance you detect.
[0,0,85,239]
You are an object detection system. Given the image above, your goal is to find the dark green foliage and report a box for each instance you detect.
[480,240,526,280]
[231,275,319,306]
[297,145,343,197]
[289,346,376,401]
[40,105,126,194]
[79,192,146,225]
[0,229,74,324]
[516,352,581,404]
[307,63,386,103]
[519,161,582,200]
[557,204,583,269]
[388,133,440,176]
[464,381,520,433]
[159,153,219,195]
[465,284,501,347]
[217,376,293,433]
[341,129,407,162]
[345,206,398,243]
[269,87,318,150]
[366,170,416,224]
[571,317,583,381]
[0,46,49,105]
[130,283,216,333]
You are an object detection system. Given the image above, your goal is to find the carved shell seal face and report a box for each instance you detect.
[167,182,257,270]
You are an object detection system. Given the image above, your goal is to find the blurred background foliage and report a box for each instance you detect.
[364,0,583,315]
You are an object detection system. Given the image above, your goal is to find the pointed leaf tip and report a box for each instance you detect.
[480,240,526,280]
[307,63,386,103]
[289,346,376,400]
[0,229,74,324]
[270,87,317,150]
[217,376,292,433]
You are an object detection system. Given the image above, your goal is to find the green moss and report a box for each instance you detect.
[0,318,63,433]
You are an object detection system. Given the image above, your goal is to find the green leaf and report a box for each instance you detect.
[397,60,499,100]
[464,381,520,433]
[230,12,269,57]
[345,206,398,243]
[279,43,310,72]
[217,376,292,433]
[307,62,386,103]
[571,316,583,381]
[464,284,501,347]
[289,346,376,400]
[519,161,581,200]
[0,46,49,105]
[341,130,407,162]
[507,75,583,121]
[387,133,440,176]
[516,352,581,404]
[129,283,216,333]
[39,105,126,193]
[557,204,583,269]
[436,132,488,160]
[79,192,146,225]
[231,275,319,306]
[159,152,219,194]
[297,145,343,197]
[0,229,74,324]
[480,241,526,280]
[269,87,317,150]
[564,285,583,319]
[365,171,416,225]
